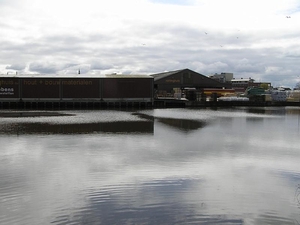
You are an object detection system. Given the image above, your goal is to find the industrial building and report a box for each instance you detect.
[209,72,233,84]
[231,78,271,93]
[151,69,231,99]
[0,74,154,108]
[231,77,255,93]
[1,69,286,109]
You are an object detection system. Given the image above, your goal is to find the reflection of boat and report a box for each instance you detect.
[0,121,154,135]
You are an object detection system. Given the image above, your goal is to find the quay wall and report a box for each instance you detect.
[1,76,299,109]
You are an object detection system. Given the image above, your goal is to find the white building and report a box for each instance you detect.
[209,73,233,83]
[231,78,255,92]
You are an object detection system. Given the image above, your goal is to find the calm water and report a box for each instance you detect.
[0,107,300,225]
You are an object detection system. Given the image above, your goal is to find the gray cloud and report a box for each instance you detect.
[90,61,113,71]
[149,0,193,5]
[29,62,67,74]
[0,0,300,88]
[5,63,26,71]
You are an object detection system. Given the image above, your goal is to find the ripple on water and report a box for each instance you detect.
[1,108,300,224]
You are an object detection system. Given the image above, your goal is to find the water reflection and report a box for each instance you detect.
[157,118,206,132]
[296,184,300,211]
[0,121,154,135]
[56,179,246,225]
[0,110,208,135]
[134,112,207,133]
[1,108,300,225]
[0,110,154,135]
[245,106,300,116]
[0,111,72,118]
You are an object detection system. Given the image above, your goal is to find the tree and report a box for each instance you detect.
[260,83,269,90]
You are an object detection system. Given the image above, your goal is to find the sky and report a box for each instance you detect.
[1,0,300,88]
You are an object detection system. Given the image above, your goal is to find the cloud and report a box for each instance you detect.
[6,63,26,71]
[149,0,193,5]
[0,0,300,87]
[29,61,69,74]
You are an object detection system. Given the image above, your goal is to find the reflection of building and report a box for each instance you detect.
[157,118,206,132]
[0,121,154,135]
[151,69,231,99]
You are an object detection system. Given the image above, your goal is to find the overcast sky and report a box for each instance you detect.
[1,0,300,87]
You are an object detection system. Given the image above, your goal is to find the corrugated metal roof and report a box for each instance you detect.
[150,69,185,81]
[103,74,152,79]
[150,68,230,88]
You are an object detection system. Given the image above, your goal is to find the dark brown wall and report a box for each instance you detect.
[103,78,152,98]
[61,79,100,98]
[22,79,60,98]
[0,77,153,100]
[0,78,19,98]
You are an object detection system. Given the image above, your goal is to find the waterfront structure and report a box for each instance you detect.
[2,69,294,109]
[287,90,300,102]
[0,74,154,108]
[209,72,233,84]
[203,88,235,97]
[270,89,291,102]
[231,77,271,93]
[151,69,230,98]
[231,78,255,93]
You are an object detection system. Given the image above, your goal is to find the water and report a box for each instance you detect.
[0,107,300,224]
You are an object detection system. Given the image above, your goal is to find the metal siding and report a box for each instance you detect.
[192,72,223,88]
[22,78,60,98]
[61,78,100,98]
[156,74,182,85]
[1,76,153,103]
[0,78,20,99]
[153,69,224,90]
[103,78,152,99]
[103,79,118,98]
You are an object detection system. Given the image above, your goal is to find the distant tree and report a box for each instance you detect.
[260,83,269,90]
[295,82,300,90]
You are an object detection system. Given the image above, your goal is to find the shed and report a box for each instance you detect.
[0,74,154,108]
[150,68,230,97]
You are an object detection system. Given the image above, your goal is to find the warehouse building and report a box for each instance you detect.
[151,69,231,99]
[0,74,154,108]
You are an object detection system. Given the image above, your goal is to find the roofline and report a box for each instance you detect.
[150,69,186,76]
[0,74,153,79]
